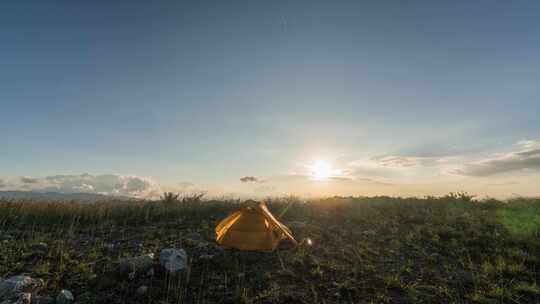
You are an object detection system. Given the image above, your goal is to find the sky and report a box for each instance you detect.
[1,1,539,199]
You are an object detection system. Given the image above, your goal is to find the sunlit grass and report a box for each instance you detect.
[496,203,540,235]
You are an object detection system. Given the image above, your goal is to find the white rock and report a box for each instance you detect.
[159,248,187,273]
[0,292,31,304]
[0,276,43,301]
[16,293,31,304]
[56,290,74,304]
[117,253,154,275]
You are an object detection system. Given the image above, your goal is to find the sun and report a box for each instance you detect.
[310,160,333,180]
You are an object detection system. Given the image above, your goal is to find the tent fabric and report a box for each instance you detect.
[215,202,298,251]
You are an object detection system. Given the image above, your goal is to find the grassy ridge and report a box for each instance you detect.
[1,195,540,303]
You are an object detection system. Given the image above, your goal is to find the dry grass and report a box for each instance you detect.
[1,194,539,303]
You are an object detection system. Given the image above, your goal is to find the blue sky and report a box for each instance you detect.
[1,1,539,198]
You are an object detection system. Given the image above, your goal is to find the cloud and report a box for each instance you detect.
[347,156,422,179]
[272,172,391,186]
[328,176,354,181]
[371,155,420,168]
[396,142,488,158]
[455,141,540,177]
[355,178,395,186]
[517,139,540,149]
[21,177,39,184]
[240,176,260,183]
[3,174,161,198]
[178,182,196,188]
[162,182,207,194]
[281,156,430,185]
[0,179,5,188]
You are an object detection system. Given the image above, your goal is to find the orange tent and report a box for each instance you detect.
[215,202,297,251]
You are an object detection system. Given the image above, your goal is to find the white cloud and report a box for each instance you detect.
[347,156,421,179]
[455,140,540,177]
[161,181,207,195]
[2,174,162,198]
[20,177,39,184]
[517,139,540,149]
[371,155,421,168]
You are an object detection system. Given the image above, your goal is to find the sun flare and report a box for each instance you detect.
[310,160,333,180]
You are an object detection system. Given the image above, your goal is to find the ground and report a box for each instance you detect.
[1,194,540,303]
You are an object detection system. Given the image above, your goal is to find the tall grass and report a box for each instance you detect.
[1,194,540,303]
[2,194,538,235]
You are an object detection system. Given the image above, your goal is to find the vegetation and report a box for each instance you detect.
[1,194,539,303]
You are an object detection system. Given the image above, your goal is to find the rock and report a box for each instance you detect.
[117,253,155,276]
[19,293,32,304]
[56,290,74,304]
[1,293,32,304]
[136,286,148,296]
[159,248,187,273]
[0,276,44,301]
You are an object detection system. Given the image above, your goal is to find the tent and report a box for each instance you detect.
[215,202,297,251]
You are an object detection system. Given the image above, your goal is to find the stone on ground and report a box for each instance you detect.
[159,248,187,273]
[56,290,74,304]
[117,253,155,276]
[0,276,43,302]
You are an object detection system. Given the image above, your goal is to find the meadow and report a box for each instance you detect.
[1,193,540,304]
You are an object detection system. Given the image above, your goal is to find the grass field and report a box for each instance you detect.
[1,194,540,303]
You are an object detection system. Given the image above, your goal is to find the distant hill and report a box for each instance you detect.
[0,191,133,202]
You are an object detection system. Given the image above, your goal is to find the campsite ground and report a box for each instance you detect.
[1,194,540,304]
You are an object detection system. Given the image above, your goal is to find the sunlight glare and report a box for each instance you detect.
[310,160,332,180]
